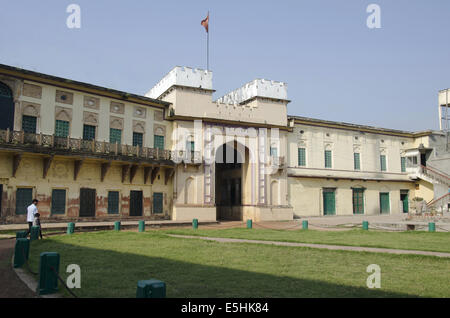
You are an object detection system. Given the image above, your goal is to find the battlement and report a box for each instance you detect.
[216,79,288,105]
[146,66,213,99]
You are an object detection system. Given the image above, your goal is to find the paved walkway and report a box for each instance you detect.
[0,239,37,298]
[168,234,450,258]
[0,220,218,231]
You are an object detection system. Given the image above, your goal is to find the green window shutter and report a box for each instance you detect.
[325,150,332,168]
[55,120,69,138]
[133,132,143,147]
[270,147,278,157]
[380,193,390,214]
[107,191,120,214]
[154,135,164,150]
[401,157,406,172]
[51,189,66,215]
[16,188,33,215]
[298,148,306,166]
[153,192,163,214]
[323,189,336,215]
[352,189,364,214]
[110,128,122,144]
[83,125,96,140]
[380,155,387,171]
[354,153,361,170]
[186,141,194,152]
[22,115,37,134]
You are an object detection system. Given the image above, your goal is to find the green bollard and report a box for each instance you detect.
[114,221,121,231]
[30,226,40,241]
[67,222,75,235]
[14,238,30,268]
[302,220,308,230]
[247,219,253,229]
[37,252,60,295]
[16,231,27,239]
[192,219,198,230]
[362,221,369,231]
[428,222,436,232]
[136,279,166,298]
[139,220,145,232]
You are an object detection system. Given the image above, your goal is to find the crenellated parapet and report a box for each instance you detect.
[216,79,288,105]
[146,66,213,99]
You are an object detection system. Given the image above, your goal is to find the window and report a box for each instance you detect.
[298,148,306,166]
[55,120,69,138]
[16,188,32,215]
[401,157,406,172]
[323,189,336,215]
[51,189,66,215]
[186,141,195,152]
[352,189,364,214]
[83,125,96,141]
[133,132,143,147]
[325,150,332,168]
[153,192,163,214]
[379,192,390,214]
[22,115,37,133]
[380,155,387,171]
[108,191,120,214]
[154,135,164,150]
[270,147,278,157]
[354,153,361,170]
[110,128,122,144]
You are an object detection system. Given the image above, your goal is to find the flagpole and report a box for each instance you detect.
[207,11,210,71]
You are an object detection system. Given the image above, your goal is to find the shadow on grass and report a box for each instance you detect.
[26,236,420,298]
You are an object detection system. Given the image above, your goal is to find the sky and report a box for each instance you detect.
[0,0,449,132]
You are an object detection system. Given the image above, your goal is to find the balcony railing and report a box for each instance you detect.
[172,150,202,164]
[0,129,172,161]
[269,156,285,168]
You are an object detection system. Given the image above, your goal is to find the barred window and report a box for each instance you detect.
[22,115,37,133]
[55,120,69,138]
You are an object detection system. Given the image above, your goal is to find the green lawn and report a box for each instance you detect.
[27,231,450,298]
[162,228,450,253]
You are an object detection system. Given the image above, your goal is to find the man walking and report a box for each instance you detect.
[25,199,39,237]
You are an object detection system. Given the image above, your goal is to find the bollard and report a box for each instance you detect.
[302,220,308,230]
[16,231,27,239]
[247,219,253,229]
[192,219,198,230]
[14,238,30,268]
[139,220,145,233]
[136,279,166,298]
[114,221,121,231]
[67,222,75,235]
[30,226,40,241]
[37,252,60,295]
[428,222,436,232]
[362,221,369,231]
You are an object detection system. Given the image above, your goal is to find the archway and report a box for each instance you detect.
[0,82,14,131]
[215,141,249,220]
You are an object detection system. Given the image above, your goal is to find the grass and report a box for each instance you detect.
[27,230,450,298]
[161,227,450,253]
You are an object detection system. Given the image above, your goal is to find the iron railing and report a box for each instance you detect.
[0,129,174,161]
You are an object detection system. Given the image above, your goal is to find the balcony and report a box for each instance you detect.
[269,156,285,170]
[0,129,173,164]
[172,150,202,165]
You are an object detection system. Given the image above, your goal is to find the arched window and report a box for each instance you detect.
[0,82,14,130]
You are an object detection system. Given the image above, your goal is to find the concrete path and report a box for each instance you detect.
[0,220,218,231]
[168,234,450,258]
[0,239,37,298]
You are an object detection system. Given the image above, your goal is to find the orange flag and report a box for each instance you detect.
[201,13,209,33]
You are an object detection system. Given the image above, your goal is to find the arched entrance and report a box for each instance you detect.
[0,82,14,131]
[215,141,249,220]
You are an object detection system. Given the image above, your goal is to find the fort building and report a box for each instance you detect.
[0,64,448,223]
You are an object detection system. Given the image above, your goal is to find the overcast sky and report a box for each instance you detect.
[0,0,449,131]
